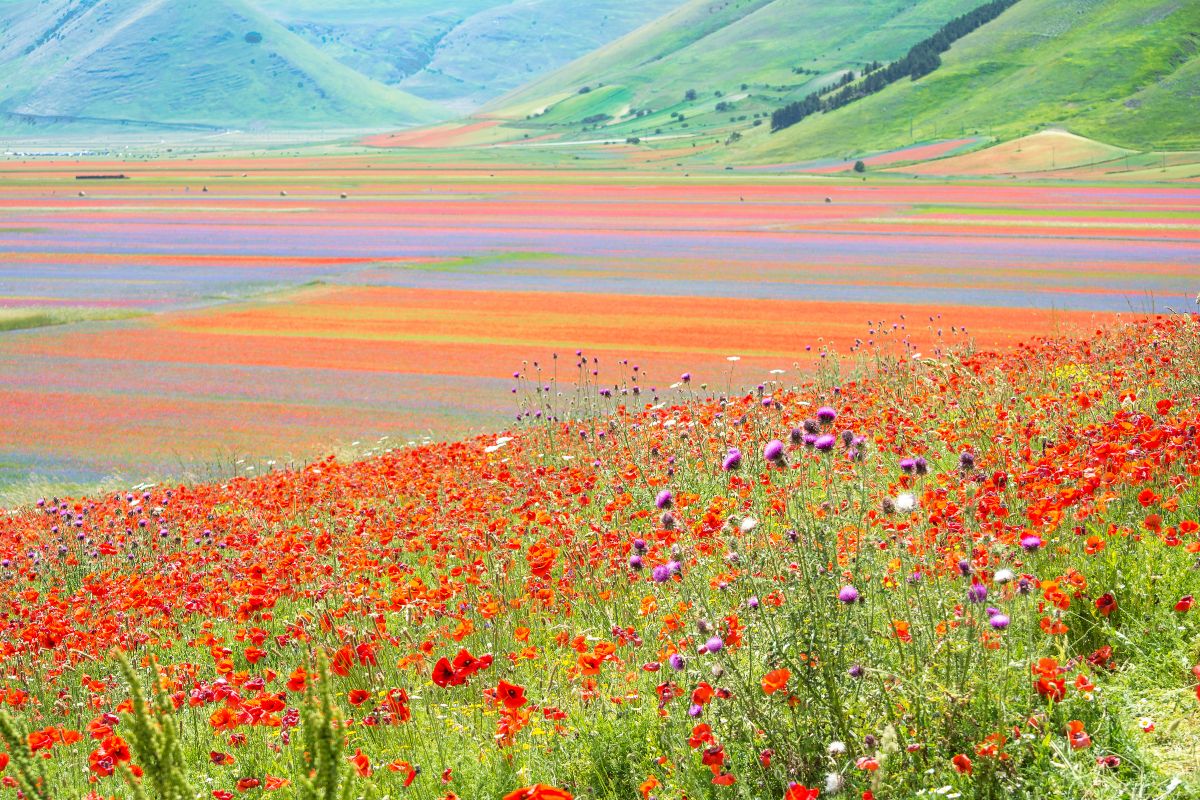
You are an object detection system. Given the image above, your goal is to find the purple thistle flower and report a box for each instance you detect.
[838,585,860,603]
[900,457,917,474]
[655,489,673,510]
[722,448,743,471]
[633,538,647,552]
[815,433,837,452]
[629,555,644,571]
[705,636,724,653]
[989,614,1010,630]
[688,703,703,717]
[1020,534,1042,552]
[652,565,671,583]
[764,439,785,462]
[817,406,837,424]
[668,653,685,671]
[967,583,988,603]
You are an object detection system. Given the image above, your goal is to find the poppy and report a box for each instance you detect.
[761,668,791,695]
[502,786,573,800]
[497,681,527,710]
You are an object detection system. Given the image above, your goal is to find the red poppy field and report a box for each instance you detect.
[0,310,1198,799]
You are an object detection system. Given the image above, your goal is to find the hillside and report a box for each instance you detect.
[0,0,444,132]
[744,0,1200,161]
[483,0,985,134]
[478,0,1198,164]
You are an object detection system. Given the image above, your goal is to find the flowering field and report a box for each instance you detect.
[2,157,1197,493]
[0,314,1197,800]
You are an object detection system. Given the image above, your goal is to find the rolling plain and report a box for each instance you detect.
[1,150,1196,499]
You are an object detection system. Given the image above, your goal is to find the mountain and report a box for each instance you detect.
[0,0,444,132]
[245,0,688,113]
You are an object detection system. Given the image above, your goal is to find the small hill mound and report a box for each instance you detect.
[893,130,1134,176]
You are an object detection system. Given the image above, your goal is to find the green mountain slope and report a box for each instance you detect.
[746,0,1200,161]
[0,0,445,131]
[485,0,984,127]
[253,0,687,112]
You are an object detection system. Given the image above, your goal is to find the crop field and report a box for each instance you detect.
[1,155,1197,498]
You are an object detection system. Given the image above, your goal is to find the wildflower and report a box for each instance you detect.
[838,585,860,604]
[989,614,1010,630]
[705,636,723,653]
[1095,593,1117,617]
[817,406,837,424]
[951,753,972,774]
[785,784,820,800]
[1176,595,1195,612]
[1020,534,1043,552]
[651,565,671,583]
[349,748,371,777]
[1066,720,1091,749]
[994,568,1015,584]
[629,555,644,571]
[722,448,743,471]
[668,653,685,671]
[894,493,916,512]
[959,451,975,470]
[761,669,790,695]
[827,740,847,755]
[497,681,528,710]
[967,583,987,603]
[814,434,836,451]
[740,516,759,533]
[900,458,917,474]
[764,439,786,463]
[655,490,673,510]
[503,786,573,800]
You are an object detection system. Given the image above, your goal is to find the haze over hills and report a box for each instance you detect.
[0,0,687,133]
[0,0,1195,160]
[256,0,687,113]
[0,0,445,132]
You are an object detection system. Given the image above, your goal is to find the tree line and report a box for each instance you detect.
[770,0,1020,132]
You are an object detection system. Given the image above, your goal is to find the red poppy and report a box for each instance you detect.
[784,782,819,800]
[497,681,527,710]
[502,786,573,800]
[762,668,791,695]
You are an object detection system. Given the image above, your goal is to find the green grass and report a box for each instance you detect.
[0,305,147,332]
[746,0,1200,161]
[489,0,987,139]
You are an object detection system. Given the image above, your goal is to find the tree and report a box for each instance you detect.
[684,89,697,101]
[853,160,866,173]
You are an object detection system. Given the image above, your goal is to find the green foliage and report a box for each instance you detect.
[115,652,197,800]
[0,710,50,800]
[297,654,349,800]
